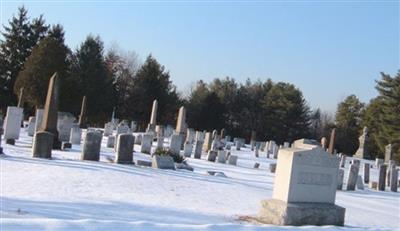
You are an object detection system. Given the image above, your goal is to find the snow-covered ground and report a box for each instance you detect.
[1,129,399,230]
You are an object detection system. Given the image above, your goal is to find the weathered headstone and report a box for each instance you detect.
[235,140,241,151]
[39,73,61,149]
[363,163,370,183]
[32,131,53,158]
[169,134,182,155]
[328,128,336,154]
[340,155,346,168]
[375,158,384,168]
[115,133,134,164]
[390,166,398,192]
[378,164,387,191]
[141,134,153,154]
[148,99,158,131]
[337,169,344,190]
[220,128,225,139]
[81,131,102,161]
[34,109,44,134]
[206,150,217,162]
[78,96,87,128]
[356,175,364,190]
[195,131,204,142]
[272,145,279,159]
[193,140,203,159]
[104,122,113,136]
[107,136,115,148]
[227,155,238,165]
[116,124,130,135]
[354,127,369,159]
[269,163,277,173]
[203,132,212,152]
[69,123,82,145]
[217,150,226,163]
[152,155,176,170]
[321,137,327,149]
[258,147,344,226]
[134,134,142,145]
[283,142,290,148]
[384,144,393,164]
[186,128,195,143]
[156,136,164,149]
[27,116,36,137]
[57,112,75,142]
[346,163,359,191]
[175,106,186,134]
[131,121,137,132]
[183,141,193,157]
[3,106,23,141]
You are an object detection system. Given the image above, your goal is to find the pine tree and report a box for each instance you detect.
[0,6,48,111]
[13,35,70,109]
[72,35,116,124]
[334,95,364,155]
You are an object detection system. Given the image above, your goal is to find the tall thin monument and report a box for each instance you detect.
[78,96,87,128]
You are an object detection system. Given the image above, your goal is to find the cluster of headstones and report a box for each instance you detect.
[337,154,398,192]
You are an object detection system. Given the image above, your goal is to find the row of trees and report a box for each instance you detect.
[333,72,399,161]
[1,7,398,161]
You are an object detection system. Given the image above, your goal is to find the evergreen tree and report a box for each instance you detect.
[0,6,48,111]
[72,35,116,124]
[334,95,364,155]
[13,34,71,111]
[127,55,179,128]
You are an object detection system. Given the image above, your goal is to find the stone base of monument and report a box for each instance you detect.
[6,139,15,145]
[258,199,345,226]
[32,131,54,159]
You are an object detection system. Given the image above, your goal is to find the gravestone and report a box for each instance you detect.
[227,155,238,165]
[283,142,290,148]
[39,73,61,149]
[27,116,36,137]
[57,113,75,142]
[107,136,115,148]
[337,169,344,190]
[148,99,158,131]
[220,128,225,138]
[115,133,134,164]
[183,141,193,157]
[116,124,130,135]
[69,123,82,145]
[346,163,359,191]
[131,121,137,132]
[175,106,186,134]
[78,96,87,128]
[34,109,44,134]
[152,155,176,170]
[156,136,164,149]
[321,137,327,149]
[269,163,277,173]
[206,150,217,162]
[254,162,260,168]
[193,140,203,159]
[384,144,393,164]
[354,127,369,159]
[272,145,279,159]
[81,131,102,161]
[340,155,346,168]
[378,164,387,191]
[156,125,164,137]
[356,175,364,190]
[104,122,113,136]
[141,134,153,154]
[217,150,226,163]
[186,128,195,143]
[390,166,398,192]
[375,158,384,168]
[212,129,218,140]
[258,147,344,226]
[203,132,212,152]
[387,162,395,187]
[169,134,182,155]
[255,148,259,158]
[3,106,23,140]
[235,140,241,151]
[134,134,142,145]
[32,131,53,158]
[328,128,336,154]
[363,163,370,183]
[195,131,204,142]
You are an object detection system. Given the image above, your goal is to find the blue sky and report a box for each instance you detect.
[2,0,399,113]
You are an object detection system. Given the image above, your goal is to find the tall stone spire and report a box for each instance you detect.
[78,96,87,128]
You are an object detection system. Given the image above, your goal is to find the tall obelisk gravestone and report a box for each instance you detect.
[33,73,61,159]
[147,99,158,132]
[78,96,87,128]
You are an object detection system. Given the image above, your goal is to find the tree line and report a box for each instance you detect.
[1,7,398,161]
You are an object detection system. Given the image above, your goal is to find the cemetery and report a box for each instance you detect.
[0,76,399,230]
[0,2,399,231]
